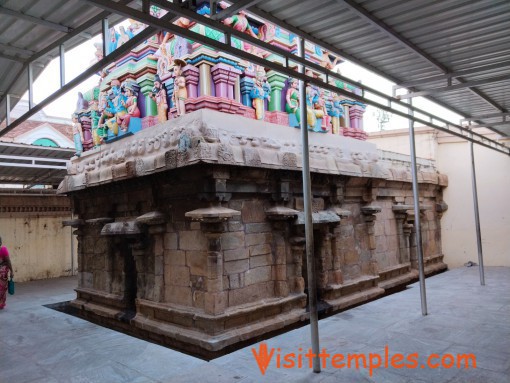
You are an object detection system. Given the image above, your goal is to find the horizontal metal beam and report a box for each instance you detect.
[81,0,510,156]
[395,61,510,89]
[338,0,505,113]
[461,112,510,122]
[211,0,266,21]
[0,0,133,120]
[0,5,72,33]
[0,16,165,137]
[0,53,26,63]
[0,42,34,57]
[398,73,510,99]
[463,122,510,129]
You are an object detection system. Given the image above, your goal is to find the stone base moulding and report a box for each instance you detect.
[59,109,448,357]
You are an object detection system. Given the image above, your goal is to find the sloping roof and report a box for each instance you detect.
[245,0,510,136]
[0,141,74,187]
[0,0,125,124]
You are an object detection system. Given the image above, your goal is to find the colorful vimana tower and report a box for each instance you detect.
[72,2,367,155]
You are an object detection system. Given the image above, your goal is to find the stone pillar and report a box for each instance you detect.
[183,65,200,99]
[240,77,254,107]
[185,206,241,315]
[361,205,381,275]
[392,204,412,265]
[290,237,305,294]
[342,105,350,127]
[165,77,175,110]
[266,71,287,112]
[211,63,241,100]
[199,63,212,96]
[234,76,241,103]
[350,105,365,130]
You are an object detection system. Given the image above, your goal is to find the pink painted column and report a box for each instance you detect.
[350,105,365,131]
[211,63,242,100]
[182,65,200,99]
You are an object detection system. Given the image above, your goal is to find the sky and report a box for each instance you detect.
[24,20,462,132]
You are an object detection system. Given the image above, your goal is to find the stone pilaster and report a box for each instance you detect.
[266,71,287,112]
[240,77,254,107]
[182,65,200,99]
[361,205,382,275]
[211,63,242,100]
[199,63,212,96]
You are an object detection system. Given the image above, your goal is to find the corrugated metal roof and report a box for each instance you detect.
[0,0,125,124]
[248,0,510,136]
[0,141,74,186]
[0,0,508,140]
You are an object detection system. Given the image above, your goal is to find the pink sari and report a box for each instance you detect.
[0,246,10,308]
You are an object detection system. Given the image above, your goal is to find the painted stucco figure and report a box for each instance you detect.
[250,70,270,120]
[119,83,141,131]
[71,113,84,156]
[173,59,188,117]
[150,74,168,123]
[285,78,300,125]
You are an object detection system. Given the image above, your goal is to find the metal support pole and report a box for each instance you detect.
[70,213,75,276]
[6,94,11,126]
[408,97,428,316]
[28,63,34,109]
[469,135,485,285]
[298,36,321,373]
[59,44,65,88]
[102,18,110,58]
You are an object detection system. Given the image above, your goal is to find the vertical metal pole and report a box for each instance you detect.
[6,94,11,126]
[469,135,485,285]
[59,44,66,88]
[28,63,34,109]
[142,0,150,14]
[70,213,75,276]
[298,36,321,373]
[408,97,428,316]
[102,18,110,58]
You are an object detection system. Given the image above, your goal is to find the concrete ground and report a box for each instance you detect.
[0,266,509,383]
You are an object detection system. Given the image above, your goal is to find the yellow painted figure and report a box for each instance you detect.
[250,72,270,120]
[173,59,188,117]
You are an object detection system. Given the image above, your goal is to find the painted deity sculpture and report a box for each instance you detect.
[328,93,344,134]
[150,75,168,123]
[71,113,84,156]
[250,71,270,120]
[222,10,258,38]
[285,78,300,126]
[172,59,188,117]
[321,49,341,71]
[305,84,321,130]
[119,83,141,131]
[98,79,127,136]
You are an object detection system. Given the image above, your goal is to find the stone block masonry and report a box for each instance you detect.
[60,109,447,358]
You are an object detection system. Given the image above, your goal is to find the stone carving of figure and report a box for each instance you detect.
[172,58,188,117]
[250,70,270,120]
[150,74,168,123]
[119,83,140,131]
[285,78,300,124]
[222,10,258,38]
[71,113,84,156]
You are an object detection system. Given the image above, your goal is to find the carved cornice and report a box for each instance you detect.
[58,109,447,195]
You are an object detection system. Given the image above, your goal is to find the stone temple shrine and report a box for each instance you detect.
[59,2,447,358]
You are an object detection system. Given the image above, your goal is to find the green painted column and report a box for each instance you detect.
[267,71,287,112]
[139,79,157,116]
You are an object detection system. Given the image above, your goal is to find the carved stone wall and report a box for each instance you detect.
[61,110,447,357]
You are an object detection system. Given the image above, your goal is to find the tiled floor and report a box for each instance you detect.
[1,266,508,382]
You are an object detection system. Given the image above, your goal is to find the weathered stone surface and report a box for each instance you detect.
[249,243,271,256]
[179,230,208,251]
[224,248,249,262]
[186,251,208,276]
[224,259,249,275]
[241,200,267,223]
[245,266,272,285]
[220,232,245,250]
[164,232,178,250]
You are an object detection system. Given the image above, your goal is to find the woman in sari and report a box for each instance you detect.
[0,236,14,309]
